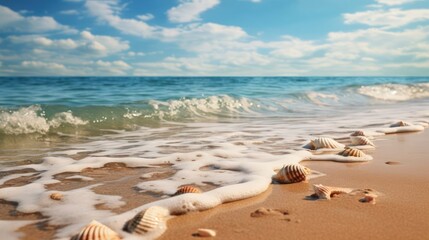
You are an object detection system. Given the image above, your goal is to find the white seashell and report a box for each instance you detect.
[174,185,202,195]
[313,184,353,200]
[50,192,63,201]
[72,220,121,240]
[197,228,217,237]
[390,121,411,127]
[338,147,366,157]
[125,206,167,234]
[272,164,311,184]
[311,137,344,150]
[350,136,375,147]
[350,130,365,136]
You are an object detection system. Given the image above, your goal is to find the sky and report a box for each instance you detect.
[0,0,428,76]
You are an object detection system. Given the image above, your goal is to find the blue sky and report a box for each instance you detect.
[0,0,428,76]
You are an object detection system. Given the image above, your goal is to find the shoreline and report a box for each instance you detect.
[160,130,429,240]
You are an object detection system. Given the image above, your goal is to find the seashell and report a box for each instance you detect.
[272,164,311,184]
[311,137,344,150]
[350,136,375,147]
[174,185,202,196]
[125,206,166,234]
[338,147,366,157]
[72,220,121,240]
[313,184,353,200]
[197,228,216,237]
[390,121,411,127]
[50,192,63,201]
[350,130,365,136]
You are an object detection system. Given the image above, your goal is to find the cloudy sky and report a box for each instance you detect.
[0,0,428,76]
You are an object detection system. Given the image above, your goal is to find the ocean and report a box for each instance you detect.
[0,77,428,239]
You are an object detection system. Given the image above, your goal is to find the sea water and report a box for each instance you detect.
[0,77,428,239]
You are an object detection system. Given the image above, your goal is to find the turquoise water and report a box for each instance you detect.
[0,76,428,164]
[1,77,428,136]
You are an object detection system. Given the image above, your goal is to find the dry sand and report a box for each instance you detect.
[160,131,429,240]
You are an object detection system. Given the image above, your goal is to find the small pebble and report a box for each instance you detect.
[385,161,401,165]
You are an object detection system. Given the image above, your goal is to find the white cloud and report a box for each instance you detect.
[248,0,262,2]
[344,8,429,29]
[137,14,154,21]
[0,5,74,33]
[375,0,415,6]
[60,10,79,15]
[167,0,220,23]
[8,30,129,57]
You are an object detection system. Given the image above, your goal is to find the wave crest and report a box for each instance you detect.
[0,105,87,135]
[358,83,429,101]
[148,95,258,119]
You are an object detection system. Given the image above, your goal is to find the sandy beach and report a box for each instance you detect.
[160,130,429,240]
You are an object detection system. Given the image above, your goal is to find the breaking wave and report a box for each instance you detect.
[0,105,87,135]
[357,83,429,101]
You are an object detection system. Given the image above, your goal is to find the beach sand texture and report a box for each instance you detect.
[0,127,427,239]
[160,130,429,240]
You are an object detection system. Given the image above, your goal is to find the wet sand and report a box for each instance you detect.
[160,130,429,240]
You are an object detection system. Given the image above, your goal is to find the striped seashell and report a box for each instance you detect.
[350,136,375,146]
[390,121,411,127]
[72,220,121,240]
[125,206,167,234]
[338,147,366,157]
[272,164,311,184]
[311,137,344,150]
[350,130,365,136]
[313,184,352,200]
[174,185,202,196]
[50,192,63,201]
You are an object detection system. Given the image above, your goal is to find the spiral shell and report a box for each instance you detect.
[311,137,344,150]
[390,121,411,127]
[350,136,375,147]
[72,220,121,240]
[313,184,353,200]
[272,164,311,184]
[350,130,365,136]
[125,206,167,234]
[338,147,366,157]
[50,192,63,201]
[174,185,202,196]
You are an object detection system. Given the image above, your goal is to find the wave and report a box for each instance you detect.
[357,83,429,101]
[0,105,87,135]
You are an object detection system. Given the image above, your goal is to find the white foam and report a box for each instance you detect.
[0,220,37,240]
[0,105,87,135]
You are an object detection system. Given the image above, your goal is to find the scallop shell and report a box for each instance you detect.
[125,206,166,234]
[272,164,311,184]
[313,184,353,200]
[50,192,63,201]
[350,136,375,146]
[350,130,365,136]
[390,121,411,127]
[338,147,366,157]
[72,220,120,240]
[174,185,202,195]
[311,137,344,150]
